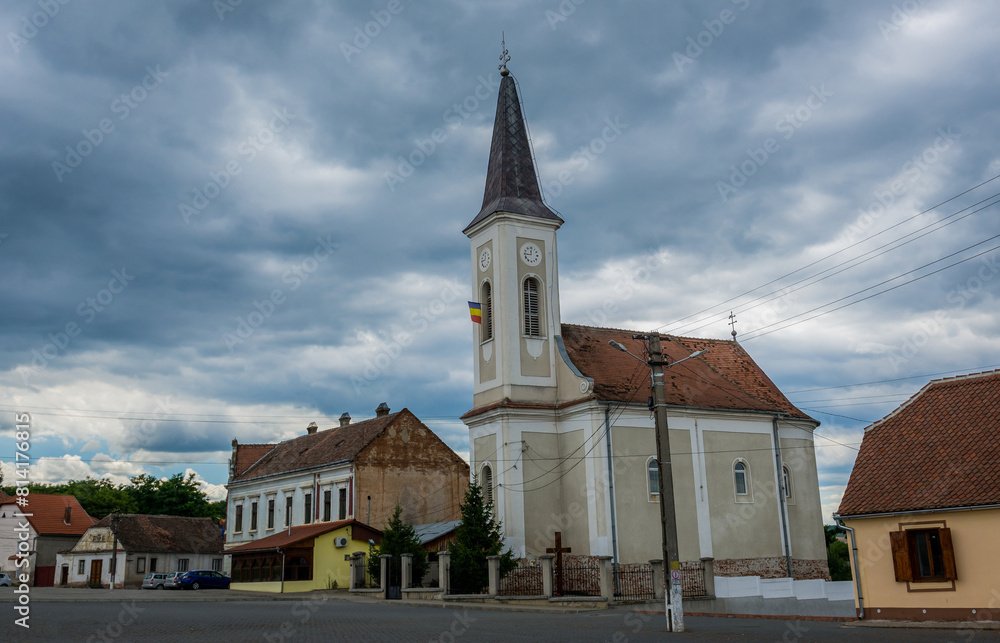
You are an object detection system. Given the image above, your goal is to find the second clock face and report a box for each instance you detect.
[520,242,542,266]
[479,248,492,271]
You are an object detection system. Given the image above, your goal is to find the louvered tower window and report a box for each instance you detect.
[482,282,493,341]
[523,277,540,336]
[482,463,494,506]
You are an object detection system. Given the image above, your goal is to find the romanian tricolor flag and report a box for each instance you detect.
[468,301,482,324]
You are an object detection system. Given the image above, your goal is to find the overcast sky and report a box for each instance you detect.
[2,0,998,522]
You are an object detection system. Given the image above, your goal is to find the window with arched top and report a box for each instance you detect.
[782,464,793,502]
[734,459,753,502]
[523,277,541,336]
[481,281,493,341]
[481,463,494,506]
[647,457,660,499]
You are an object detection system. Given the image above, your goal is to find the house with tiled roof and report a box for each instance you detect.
[835,369,1000,622]
[460,64,829,587]
[56,514,224,588]
[226,404,468,589]
[0,494,94,586]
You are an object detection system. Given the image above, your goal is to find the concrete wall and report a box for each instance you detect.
[844,508,1000,620]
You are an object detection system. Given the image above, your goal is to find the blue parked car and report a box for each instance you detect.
[176,570,231,590]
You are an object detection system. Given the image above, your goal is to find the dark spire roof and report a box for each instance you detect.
[464,73,563,234]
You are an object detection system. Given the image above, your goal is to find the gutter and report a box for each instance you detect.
[834,517,863,620]
[835,503,1000,520]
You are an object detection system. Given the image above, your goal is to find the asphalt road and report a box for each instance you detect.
[2,598,999,643]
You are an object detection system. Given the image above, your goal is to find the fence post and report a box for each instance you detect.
[438,550,450,594]
[649,559,665,600]
[401,553,413,590]
[540,554,554,598]
[487,556,500,596]
[380,554,391,593]
[701,557,715,598]
[598,556,615,602]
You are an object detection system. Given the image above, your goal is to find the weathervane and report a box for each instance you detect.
[499,32,510,76]
[728,311,738,340]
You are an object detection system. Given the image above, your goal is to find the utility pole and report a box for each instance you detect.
[642,332,684,632]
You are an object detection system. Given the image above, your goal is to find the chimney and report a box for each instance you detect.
[375,402,390,418]
[64,505,72,525]
[306,422,318,435]
[339,412,351,427]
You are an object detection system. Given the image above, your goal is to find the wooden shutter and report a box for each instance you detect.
[890,531,913,582]
[938,527,958,581]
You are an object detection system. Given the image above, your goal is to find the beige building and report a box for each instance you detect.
[836,369,1000,621]
[461,65,828,581]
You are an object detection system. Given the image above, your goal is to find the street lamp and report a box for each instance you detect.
[609,337,705,632]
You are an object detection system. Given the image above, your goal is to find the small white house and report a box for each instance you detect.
[56,514,224,588]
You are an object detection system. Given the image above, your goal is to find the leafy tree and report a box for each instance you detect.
[450,476,515,593]
[366,504,429,584]
[825,525,852,581]
[126,473,218,517]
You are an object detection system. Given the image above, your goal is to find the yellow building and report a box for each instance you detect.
[226,519,381,592]
[836,369,1000,622]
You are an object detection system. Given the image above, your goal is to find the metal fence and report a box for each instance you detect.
[555,562,601,597]
[498,559,543,596]
[614,563,655,602]
[680,560,706,597]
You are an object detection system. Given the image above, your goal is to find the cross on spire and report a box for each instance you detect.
[729,311,738,340]
[499,32,510,76]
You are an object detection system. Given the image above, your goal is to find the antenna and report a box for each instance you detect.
[728,311,738,340]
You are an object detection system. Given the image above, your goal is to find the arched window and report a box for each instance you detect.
[481,463,494,506]
[481,281,493,341]
[523,277,541,336]
[734,460,751,498]
[782,465,792,500]
[647,457,660,497]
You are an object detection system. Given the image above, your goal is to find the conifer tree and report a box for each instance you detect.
[450,476,515,592]
[367,504,428,583]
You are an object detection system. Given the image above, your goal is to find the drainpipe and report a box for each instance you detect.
[771,415,793,578]
[278,547,285,594]
[604,404,619,594]
[835,517,863,620]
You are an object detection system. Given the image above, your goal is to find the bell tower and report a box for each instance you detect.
[463,59,564,411]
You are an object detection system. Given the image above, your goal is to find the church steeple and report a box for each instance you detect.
[463,69,563,234]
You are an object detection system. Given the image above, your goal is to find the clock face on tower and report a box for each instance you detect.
[479,248,491,272]
[520,242,542,266]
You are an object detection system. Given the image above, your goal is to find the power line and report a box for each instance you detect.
[784,363,1000,393]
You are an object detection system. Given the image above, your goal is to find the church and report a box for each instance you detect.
[461,62,829,581]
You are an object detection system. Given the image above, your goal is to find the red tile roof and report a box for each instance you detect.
[0,494,95,535]
[225,519,381,553]
[231,411,404,482]
[837,369,1000,517]
[506,324,808,419]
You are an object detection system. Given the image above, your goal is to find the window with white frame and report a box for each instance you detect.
[285,495,293,527]
[522,277,541,336]
[177,559,189,572]
[481,281,493,342]
[136,557,145,574]
[234,503,244,533]
[481,463,494,506]
[733,459,753,501]
[782,465,793,501]
[212,558,223,572]
[78,559,85,575]
[647,457,660,499]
